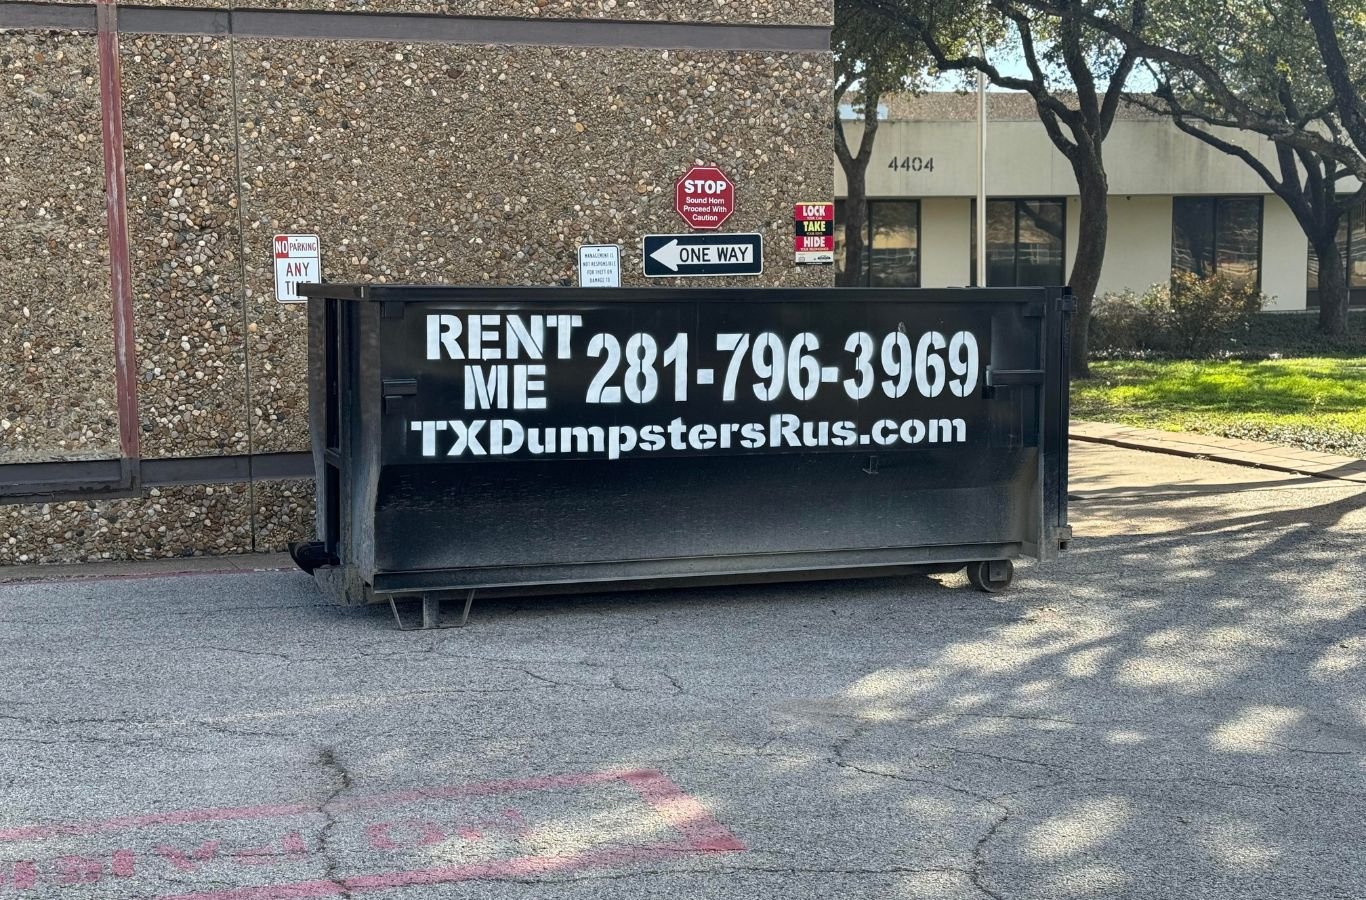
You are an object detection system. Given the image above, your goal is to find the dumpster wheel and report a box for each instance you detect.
[966,559,1014,593]
[288,541,338,575]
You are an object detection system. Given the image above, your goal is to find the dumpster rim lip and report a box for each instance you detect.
[366,539,1027,596]
[297,283,1063,304]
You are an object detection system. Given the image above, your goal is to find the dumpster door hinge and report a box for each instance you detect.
[382,378,417,413]
[985,367,1046,387]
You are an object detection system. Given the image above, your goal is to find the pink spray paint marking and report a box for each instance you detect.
[0,769,745,898]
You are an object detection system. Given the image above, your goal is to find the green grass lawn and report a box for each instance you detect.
[1072,358,1366,456]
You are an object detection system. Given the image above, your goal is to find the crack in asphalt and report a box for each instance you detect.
[0,711,301,739]
[830,719,1014,900]
[934,745,1072,772]
[518,667,572,688]
[945,711,1092,727]
[968,806,1010,900]
[316,746,354,899]
[1253,739,1359,755]
[163,645,297,662]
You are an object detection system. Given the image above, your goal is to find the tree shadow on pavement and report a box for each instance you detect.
[742,462,1366,899]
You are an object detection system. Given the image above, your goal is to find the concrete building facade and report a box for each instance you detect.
[835,93,1365,312]
[0,1,833,563]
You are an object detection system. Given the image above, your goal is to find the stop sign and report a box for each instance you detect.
[675,166,734,230]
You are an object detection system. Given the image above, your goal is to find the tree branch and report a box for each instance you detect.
[857,0,1080,127]
[1300,0,1366,153]
[833,88,856,173]
[1056,1,1100,126]
[1098,0,1145,139]
[1169,116,1283,196]
[835,75,855,103]
[1002,7,1078,160]
[1007,0,1366,178]
[856,87,881,165]
[1276,141,1304,200]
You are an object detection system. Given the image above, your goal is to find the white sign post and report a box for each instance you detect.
[273,234,321,304]
[577,244,621,288]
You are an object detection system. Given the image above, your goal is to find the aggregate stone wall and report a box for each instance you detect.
[123,34,250,459]
[241,0,827,24]
[236,41,831,454]
[0,32,119,465]
[0,484,253,564]
[0,3,834,565]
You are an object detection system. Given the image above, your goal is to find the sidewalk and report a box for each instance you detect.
[1070,420,1366,484]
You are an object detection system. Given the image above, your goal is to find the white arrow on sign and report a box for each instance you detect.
[649,239,754,272]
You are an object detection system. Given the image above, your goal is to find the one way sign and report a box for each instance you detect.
[642,233,764,278]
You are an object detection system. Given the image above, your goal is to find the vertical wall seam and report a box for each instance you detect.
[96,0,141,469]
[226,5,262,549]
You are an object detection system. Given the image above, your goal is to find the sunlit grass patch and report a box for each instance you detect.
[1072,358,1366,456]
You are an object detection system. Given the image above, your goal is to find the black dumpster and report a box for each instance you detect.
[291,285,1070,622]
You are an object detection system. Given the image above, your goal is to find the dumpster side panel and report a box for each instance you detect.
[353,301,387,583]
[370,451,1037,585]
[307,297,330,550]
[304,287,1064,599]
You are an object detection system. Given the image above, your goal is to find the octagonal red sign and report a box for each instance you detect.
[675,166,734,230]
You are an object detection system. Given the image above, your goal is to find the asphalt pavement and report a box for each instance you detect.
[1,442,1362,900]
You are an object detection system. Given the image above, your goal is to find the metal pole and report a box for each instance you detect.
[976,66,988,287]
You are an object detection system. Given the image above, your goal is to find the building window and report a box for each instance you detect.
[1307,199,1366,294]
[834,199,920,287]
[1171,196,1263,285]
[969,199,1066,287]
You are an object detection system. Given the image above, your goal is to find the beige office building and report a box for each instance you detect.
[835,93,1366,311]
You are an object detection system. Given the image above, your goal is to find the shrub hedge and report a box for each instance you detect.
[1090,275,1366,359]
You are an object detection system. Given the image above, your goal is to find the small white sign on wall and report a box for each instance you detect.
[578,244,621,288]
[273,234,321,304]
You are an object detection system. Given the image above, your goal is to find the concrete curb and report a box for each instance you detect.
[0,552,295,586]
[1070,422,1366,485]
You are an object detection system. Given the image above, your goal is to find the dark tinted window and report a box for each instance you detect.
[834,199,919,286]
[1216,197,1261,283]
[1306,203,1362,290]
[971,199,1067,287]
[869,201,920,287]
[1017,200,1066,287]
[1173,196,1261,285]
[1172,197,1216,277]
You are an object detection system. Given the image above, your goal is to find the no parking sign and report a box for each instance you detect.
[273,234,321,304]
